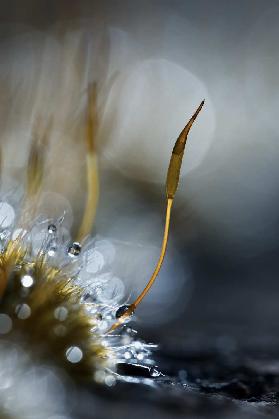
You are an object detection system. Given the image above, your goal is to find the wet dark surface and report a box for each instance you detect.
[157,340,279,402]
[71,338,279,419]
[73,248,279,419]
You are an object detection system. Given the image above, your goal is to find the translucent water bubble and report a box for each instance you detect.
[31,221,63,257]
[54,306,68,322]
[96,275,125,304]
[15,303,31,320]
[65,346,83,364]
[85,248,105,274]
[150,367,161,377]
[0,313,12,334]
[102,58,215,183]
[124,351,132,360]
[0,202,15,228]
[94,239,116,265]
[48,245,57,257]
[104,375,116,387]
[21,275,34,288]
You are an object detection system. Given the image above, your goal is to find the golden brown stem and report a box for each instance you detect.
[132,197,173,309]
[18,117,52,229]
[108,101,204,333]
[76,84,99,242]
[27,117,52,198]
[76,152,99,242]
[107,198,173,334]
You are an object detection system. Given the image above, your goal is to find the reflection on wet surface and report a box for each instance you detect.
[78,339,279,419]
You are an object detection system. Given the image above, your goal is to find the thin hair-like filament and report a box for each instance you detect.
[76,84,99,242]
[18,117,52,229]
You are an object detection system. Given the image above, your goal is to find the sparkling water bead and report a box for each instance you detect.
[68,242,82,257]
[48,224,57,234]
[115,304,133,319]
[21,275,34,288]
[65,346,83,364]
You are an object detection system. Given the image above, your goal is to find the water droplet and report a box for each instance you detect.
[65,346,83,363]
[134,341,143,350]
[95,313,102,321]
[136,353,145,361]
[68,242,82,257]
[85,249,105,274]
[105,374,116,387]
[48,246,57,257]
[21,275,34,288]
[115,304,132,319]
[124,351,132,360]
[0,313,12,334]
[48,224,57,234]
[54,306,68,321]
[150,366,161,377]
[16,303,31,319]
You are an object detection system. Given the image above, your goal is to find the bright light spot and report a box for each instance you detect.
[65,346,83,364]
[104,375,116,387]
[85,249,105,274]
[16,303,31,319]
[94,370,106,383]
[54,306,68,322]
[21,275,34,288]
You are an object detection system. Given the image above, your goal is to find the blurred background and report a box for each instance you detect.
[0,0,279,349]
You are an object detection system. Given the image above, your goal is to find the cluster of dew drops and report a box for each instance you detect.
[0,200,159,384]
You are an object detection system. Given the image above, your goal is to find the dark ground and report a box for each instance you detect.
[69,252,279,419]
[90,245,279,419]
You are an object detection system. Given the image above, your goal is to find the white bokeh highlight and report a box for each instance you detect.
[102,58,215,183]
[0,202,15,228]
